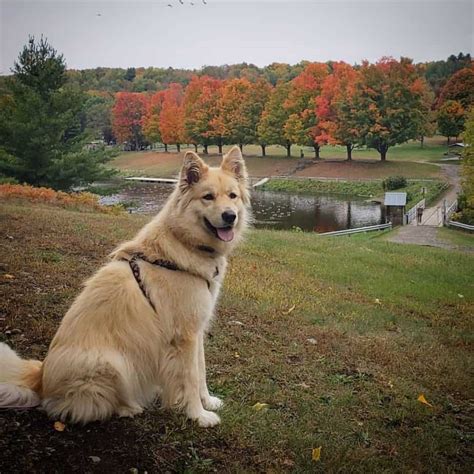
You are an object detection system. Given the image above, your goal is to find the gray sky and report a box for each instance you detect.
[1,0,472,73]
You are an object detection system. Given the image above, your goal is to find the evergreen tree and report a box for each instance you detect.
[0,36,113,189]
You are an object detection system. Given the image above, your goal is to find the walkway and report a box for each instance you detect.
[388,163,462,248]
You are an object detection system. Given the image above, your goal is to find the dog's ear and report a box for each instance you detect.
[180,151,208,190]
[221,146,248,181]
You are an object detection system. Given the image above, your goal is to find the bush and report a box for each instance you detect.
[382,176,408,190]
[0,184,122,214]
[453,193,474,225]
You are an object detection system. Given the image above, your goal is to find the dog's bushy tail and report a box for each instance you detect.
[0,343,42,408]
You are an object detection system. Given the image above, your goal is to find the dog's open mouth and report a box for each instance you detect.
[204,218,234,242]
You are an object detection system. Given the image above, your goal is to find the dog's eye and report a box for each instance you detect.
[203,193,215,201]
[229,192,237,199]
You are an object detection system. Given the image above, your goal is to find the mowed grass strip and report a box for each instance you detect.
[0,202,472,472]
[111,138,446,180]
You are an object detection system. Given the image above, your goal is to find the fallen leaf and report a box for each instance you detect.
[89,456,101,463]
[458,294,464,298]
[3,274,15,279]
[296,382,310,389]
[417,394,433,407]
[234,352,240,358]
[284,305,296,314]
[306,338,317,345]
[53,421,65,432]
[312,446,322,461]
[252,402,269,411]
[374,298,381,305]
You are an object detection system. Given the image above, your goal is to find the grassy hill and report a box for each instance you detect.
[1,201,472,472]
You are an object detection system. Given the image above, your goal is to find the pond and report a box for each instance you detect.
[98,181,385,233]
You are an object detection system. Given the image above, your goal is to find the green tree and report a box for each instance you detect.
[257,82,292,156]
[0,36,113,189]
[458,108,474,224]
[437,100,465,144]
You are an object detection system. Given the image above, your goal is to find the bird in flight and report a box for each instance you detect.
[178,0,184,4]
[96,13,102,16]
[202,0,207,4]
[167,3,173,7]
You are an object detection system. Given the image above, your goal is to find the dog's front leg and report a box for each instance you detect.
[198,332,223,411]
[181,336,221,427]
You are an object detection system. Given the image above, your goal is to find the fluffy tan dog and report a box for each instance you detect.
[0,146,250,427]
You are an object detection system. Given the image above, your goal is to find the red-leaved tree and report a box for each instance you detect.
[112,92,149,150]
[159,83,185,152]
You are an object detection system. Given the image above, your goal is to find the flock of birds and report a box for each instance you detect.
[96,0,207,16]
[167,0,207,6]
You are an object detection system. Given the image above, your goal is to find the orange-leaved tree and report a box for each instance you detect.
[212,77,271,154]
[158,83,186,152]
[315,62,360,160]
[350,57,432,160]
[183,75,223,154]
[284,62,329,158]
[142,90,165,148]
[112,92,149,150]
[438,66,474,109]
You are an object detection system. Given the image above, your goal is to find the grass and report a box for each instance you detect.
[438,227,474,250]
[111,137,447,180]
[261,178,448,209]
[1,201,472,472]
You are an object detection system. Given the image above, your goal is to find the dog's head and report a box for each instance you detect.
[174,146,250,251]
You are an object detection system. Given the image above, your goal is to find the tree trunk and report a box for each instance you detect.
[420,136,424,148]
[346,144,352,161]
[261,144,266,157]
[239,143,243,152]
[203,144,208,154]
[380,149,387,161]
[447,136,450,145]
[194,144,198,152]
[217,137,223,154]
[177,143,181,153]
[314,144,320,159]
[286,141,291,157]
[164,143,168,153]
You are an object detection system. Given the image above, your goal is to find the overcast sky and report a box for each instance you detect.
[0,0,472,73]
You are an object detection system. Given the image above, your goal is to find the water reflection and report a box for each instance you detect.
[99,182,384,233]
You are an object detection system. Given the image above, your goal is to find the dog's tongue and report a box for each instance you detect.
[216,227,234,242]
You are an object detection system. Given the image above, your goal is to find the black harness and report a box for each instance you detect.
[122,252,218,313]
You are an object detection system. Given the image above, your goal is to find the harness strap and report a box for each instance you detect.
[123,252,216,313]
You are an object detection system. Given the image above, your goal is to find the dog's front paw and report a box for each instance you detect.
[203,396,223,411]
[196,410,221,428]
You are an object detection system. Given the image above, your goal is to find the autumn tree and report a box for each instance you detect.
[213,78,271,154]
[183,75,223,154]
[438,66,474,108]
[283,62,329,158]
[350,57,432,161]
[112,92,149,150]
[159,83,186,152]
[437,100,465,144]
[143,90,165,147]
[459,108,474,224]
[315,62,359,160]
[257,82,292,156]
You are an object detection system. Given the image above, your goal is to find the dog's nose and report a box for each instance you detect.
[222,211,236,224]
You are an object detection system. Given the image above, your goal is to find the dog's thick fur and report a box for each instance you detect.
[0,146,250,427]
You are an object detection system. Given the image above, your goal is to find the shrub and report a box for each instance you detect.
[0,184,122,214]
[382,176,408,190]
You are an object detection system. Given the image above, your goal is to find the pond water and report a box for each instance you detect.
[99,181,385,233]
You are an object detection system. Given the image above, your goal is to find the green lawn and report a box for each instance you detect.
[262,178,448,209]
[111,137,447,180]
[1,200,472,472]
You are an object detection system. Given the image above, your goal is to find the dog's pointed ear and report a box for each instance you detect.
[180,151,208,190]
[221,146,247,181]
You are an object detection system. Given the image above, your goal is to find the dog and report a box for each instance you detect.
[0,146,250,427]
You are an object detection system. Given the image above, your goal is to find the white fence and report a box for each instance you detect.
[447,220,474,232]
[319,222,392,236]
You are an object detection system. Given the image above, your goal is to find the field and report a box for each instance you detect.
[111,137,450,180]
[1,200,473,472]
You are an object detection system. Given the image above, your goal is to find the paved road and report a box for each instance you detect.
[388,163,462,247]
